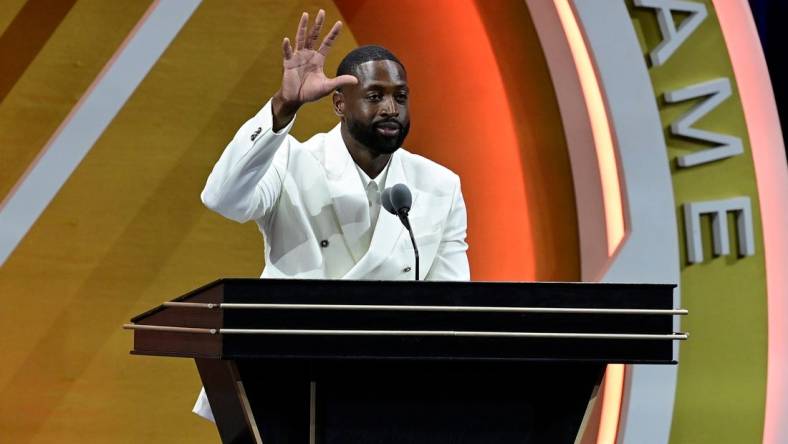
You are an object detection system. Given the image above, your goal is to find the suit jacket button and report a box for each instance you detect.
[250,127,262,141]
[320,240,329,248]
[403,266,412,273]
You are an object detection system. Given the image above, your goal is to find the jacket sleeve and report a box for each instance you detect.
[200,99,297,223]
[425,176,470,281]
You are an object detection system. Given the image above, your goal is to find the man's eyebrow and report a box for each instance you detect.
[362,82,408,89]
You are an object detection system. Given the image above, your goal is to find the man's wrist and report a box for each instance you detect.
[271,91,301,132]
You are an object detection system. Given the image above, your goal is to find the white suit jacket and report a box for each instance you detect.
[194,99,469,421]
[200,99,470,281]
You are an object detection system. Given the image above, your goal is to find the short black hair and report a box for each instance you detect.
[336,45,406,79]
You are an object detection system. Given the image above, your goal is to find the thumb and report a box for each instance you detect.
[326,74,358,91]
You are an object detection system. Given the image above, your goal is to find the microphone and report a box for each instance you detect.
[382,184,419,280]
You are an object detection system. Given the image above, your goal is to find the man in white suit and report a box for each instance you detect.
[194,10,469,420]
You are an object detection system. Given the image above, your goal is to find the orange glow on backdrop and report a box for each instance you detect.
[596,364,624,443]
[554,0,625,258]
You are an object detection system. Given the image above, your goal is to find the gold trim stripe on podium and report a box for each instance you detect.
[162,301,688,315]
[123,324,688,340]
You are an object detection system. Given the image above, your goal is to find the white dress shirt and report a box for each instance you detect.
[351,159,390,259]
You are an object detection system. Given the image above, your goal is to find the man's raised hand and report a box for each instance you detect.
[272,10,357,130]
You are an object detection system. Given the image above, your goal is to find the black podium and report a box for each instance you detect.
[125,279,686,444]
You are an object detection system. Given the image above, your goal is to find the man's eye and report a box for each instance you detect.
[367,94,381,101]
[397,93,408,101]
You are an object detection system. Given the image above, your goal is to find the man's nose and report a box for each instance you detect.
[380,96,399,116]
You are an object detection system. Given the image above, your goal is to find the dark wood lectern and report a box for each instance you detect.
[125,279,686,444]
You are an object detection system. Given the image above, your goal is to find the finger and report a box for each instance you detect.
[326,74,358,91]
[317,21,343,57]
[305,9,325,50]
[295,12,308,50]
[282,37,293,60]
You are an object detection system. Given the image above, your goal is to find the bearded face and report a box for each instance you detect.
[337,59,411,155]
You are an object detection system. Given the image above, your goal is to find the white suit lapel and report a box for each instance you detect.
[345,151,416,279]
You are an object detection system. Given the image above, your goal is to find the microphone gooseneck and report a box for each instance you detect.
[382,184,419,281]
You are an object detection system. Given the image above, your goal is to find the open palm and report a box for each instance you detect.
[280,10,357,105]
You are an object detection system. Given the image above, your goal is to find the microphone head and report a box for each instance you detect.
[389,183,412,213]
[381,187,396,215]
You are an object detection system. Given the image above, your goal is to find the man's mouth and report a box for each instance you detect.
[374,122,401,137]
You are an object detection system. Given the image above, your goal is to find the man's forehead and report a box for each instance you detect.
[354,60,407,86]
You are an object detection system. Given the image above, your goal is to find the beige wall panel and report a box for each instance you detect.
[0,0,356,442]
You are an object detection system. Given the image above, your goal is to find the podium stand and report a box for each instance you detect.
[125,279,686,443]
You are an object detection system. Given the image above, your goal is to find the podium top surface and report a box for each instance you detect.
[132,279,677,322]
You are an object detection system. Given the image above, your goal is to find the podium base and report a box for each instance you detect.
[199,359,605,444]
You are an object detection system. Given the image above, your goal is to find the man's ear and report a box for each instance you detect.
[332,90,344,117]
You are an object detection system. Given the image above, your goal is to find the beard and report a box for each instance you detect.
[347,117,410,155]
